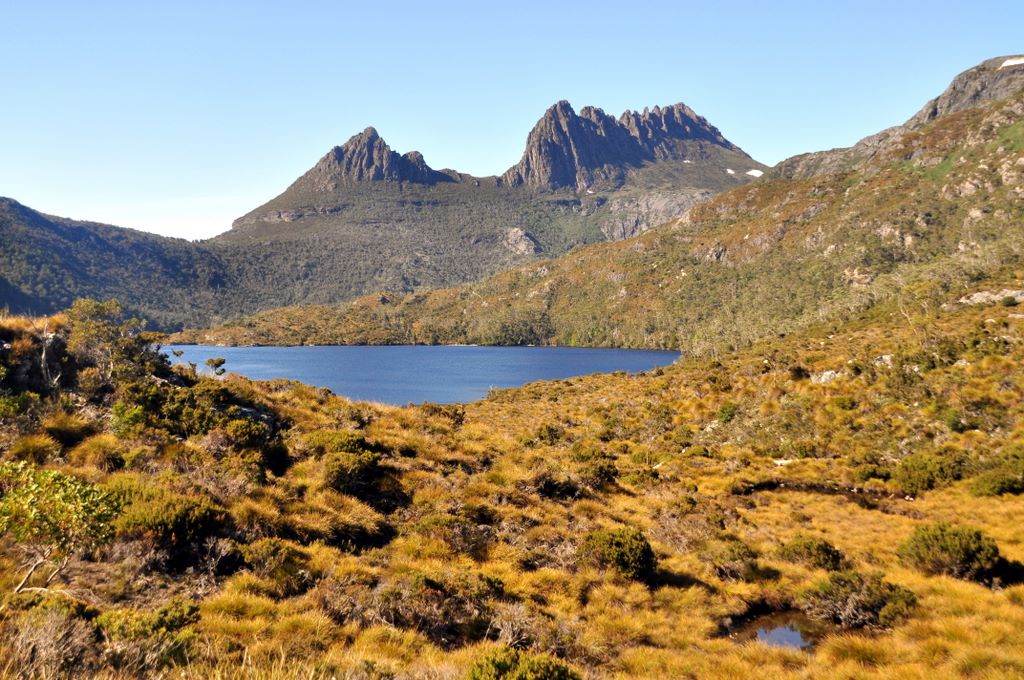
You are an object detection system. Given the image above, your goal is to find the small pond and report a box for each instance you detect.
[728,610,831,651]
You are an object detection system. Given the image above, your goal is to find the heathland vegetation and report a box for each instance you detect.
[2,278,1024,677]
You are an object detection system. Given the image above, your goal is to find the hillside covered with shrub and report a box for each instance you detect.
[175,75,1024,353]
[3,283,1024,677]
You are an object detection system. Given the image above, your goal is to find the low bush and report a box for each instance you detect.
[578,527,657,581]
[322,450,381,494]
[95,600,199,671]
[578,460,618,489]
[303,429,370,457]
[893,451,964,496]
[898,522,1001,582]
[801,571,916,628]
[701,537,760,581]
[239,538,313,596]
[105,475,223,563]
[970,448,1024,496]
[778,534,845,571]
[466,646,579,680]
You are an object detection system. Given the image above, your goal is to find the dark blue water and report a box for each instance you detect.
[161,345,679,405]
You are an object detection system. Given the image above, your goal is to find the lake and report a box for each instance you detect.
[162,345,680,405]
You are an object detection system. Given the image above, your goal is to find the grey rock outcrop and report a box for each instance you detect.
[290,127,455,192]
[502,101,748,191]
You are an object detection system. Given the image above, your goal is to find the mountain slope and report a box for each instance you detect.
[175,60,1024,351]
[0,99,760,327]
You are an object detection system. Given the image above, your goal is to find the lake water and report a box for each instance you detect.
[161,345,679,405]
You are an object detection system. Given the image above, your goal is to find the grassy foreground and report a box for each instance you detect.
[2,284,1024,678]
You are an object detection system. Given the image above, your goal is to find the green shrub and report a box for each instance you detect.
[701,537,759,581]
[303,429,370,457]
[1001,295,1019,307]
[533,423,564,446]
[717,402,740,424]
[579,460,618,489]
[0,392,39,419]
[111,401,147,437]
[893,451,964,495]
[970,449,1024,496]
[833,396,858,411]
[578,527,657,581]
[105,475,223,558]
[322,450,381,494]
[942,408,976,433]
[95,599,199,669]
[240,538,312,596]
[7,434,62,463]
[898,522,1001,582]
[466,647,579,680]
[801,571,916,628]
[224,417,270,450]
[778,534,845,570]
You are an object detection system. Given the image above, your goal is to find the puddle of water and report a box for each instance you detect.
[729,610,830,651]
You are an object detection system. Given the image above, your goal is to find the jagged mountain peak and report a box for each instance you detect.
[503,99,750,190]
[290,127,454,193]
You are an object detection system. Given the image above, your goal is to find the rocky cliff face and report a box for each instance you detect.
[502,101,746,191]
[288,127,454,193]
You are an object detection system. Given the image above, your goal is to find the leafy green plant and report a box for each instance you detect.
[0,461,119,592]
[893,451,964,495]
[898,523,1001,582]
[801,571,916,628]
[466,647,579,680]
[578,526,657,581]
[779,534,845,570]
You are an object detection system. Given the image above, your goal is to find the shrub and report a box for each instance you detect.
[579,460,618,489]
[898,523,1001,582]
[1001,295,1020,307]
[779,534,845,570]
[893,451,964,496]
[322,450,381,494]
[701,537,759,581]
[578,527,657,581]
[224,418,270,450]
[95,599,199,670]
[466,647,579,680]
[42,412,94,447]
[6,606,98,677]
[240,538,313,596]
[106,475,223,562]
[303,429,369,457]
[68,434,126,471]
[0,461,119,592]
[970,449,1024,496]
[801,571,916,628]
[6,434,62,463]
[716,402,740,424]
[533,423,564,446]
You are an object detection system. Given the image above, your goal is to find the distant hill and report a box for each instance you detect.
[173,56,1024,352]
[0,99,762,327]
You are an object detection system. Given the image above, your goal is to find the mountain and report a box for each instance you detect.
[772,55,1024,180]
[0,99,760,328]
[502,101,746,190]
[174,56,1024,351]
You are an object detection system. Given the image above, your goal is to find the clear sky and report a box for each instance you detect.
[1,1,1021,240]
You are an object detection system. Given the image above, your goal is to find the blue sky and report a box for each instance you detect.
[1,1,1021,239]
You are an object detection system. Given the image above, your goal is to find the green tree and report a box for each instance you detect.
[0,461,119,593]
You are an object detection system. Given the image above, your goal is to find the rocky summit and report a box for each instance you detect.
[502,101,746,190]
